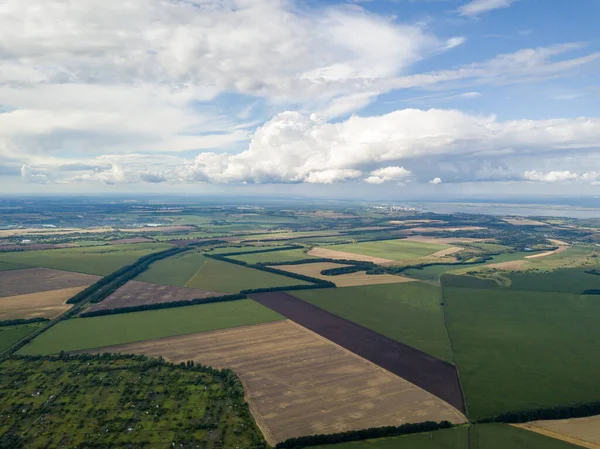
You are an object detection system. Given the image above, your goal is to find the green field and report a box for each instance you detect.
[229,248,316,264]
[324,239,450,261]
[136,251,207,286]
[507,267,600,294]
[209,245,285,254]
[0,261,31,271]
[186,258,310,293]
[291,283,454,362]
[0,243,173,275]
[0,356,265,448]
[402,264,462,282]
[0,323,45,353]
[311,426,467,449]
[444,286,600,419]
[471,424,582,449]
[19,300,283,354]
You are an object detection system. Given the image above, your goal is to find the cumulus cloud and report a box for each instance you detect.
[458,0,516,17]
[429,177,442,185]
[365,166,412,184]
[524,170,599,183]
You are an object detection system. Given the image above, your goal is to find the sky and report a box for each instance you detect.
[1,0,599,199]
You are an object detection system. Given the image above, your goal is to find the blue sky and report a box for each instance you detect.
[1,0,599,198]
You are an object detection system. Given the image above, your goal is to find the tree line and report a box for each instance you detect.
[478,401,600,424]
[0,317,49,327]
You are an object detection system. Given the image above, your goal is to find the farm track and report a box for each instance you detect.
[249,291,465,412]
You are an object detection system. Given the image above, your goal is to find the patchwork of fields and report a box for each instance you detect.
[87,320,465,445]
[0,286,85,320]
[19,299,283,354]
[0,268,99,297]
[515,415,600,449]
[227,248,317,264]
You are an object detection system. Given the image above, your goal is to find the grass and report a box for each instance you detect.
[209,245,285,254]
[0,243,173,275]
[136,251,208,287]
[324,239,450,261]
[507,266,600,294]
[310,426,467,449]
[0,356,265,448]
[471,424,582,449]
[0,261,30,271]
[527,245,599,271]
[19,300,284,354]
[229,248,317,264]
[186,258,310,293]
[0,323,45,353]
[444,287,600,420]
[402,264,463,282]
[291,283,454,362]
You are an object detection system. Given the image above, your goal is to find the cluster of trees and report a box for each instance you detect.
[211,245,302,257]
[276,421,454,449]
[583,290,600,295]
[479,401,600,424]
[0,317,49,327]
[80,294,247,317]
[585,269,600,276]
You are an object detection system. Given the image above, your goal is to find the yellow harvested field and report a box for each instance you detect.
[430,247,462,258]
[89,320,465,444]
[402,236,488,244]
[0,227,111,237]
[404,226,487,233]
[525,239,571,259]
[117,225,195,233]
[308,247,394,264]
[272,262,415,287]
[0,286,85,320]
[482,260,526,271]
[514,416,600,449]
[389,220,447,225]
[503,218,549,226]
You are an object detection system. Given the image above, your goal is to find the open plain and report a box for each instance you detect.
[0,267,99,297]
[514,416,600,449]
[0,286,84,320]
[86,320,466,445]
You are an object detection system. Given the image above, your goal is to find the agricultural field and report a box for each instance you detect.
[185,258,310,293]
[251,292,464,411]
[0,243,172,275]
[273,262,413,287]
[0,268,99,297]
[88,320,465,445]
[209,244,285,254]
[84,280,227,313]
[310,239,451,263]
[0,356,266,448]
[0,323,45,352]
[0,286,84,321]
[310,426,467,449]
[515,415,600,449]
[444,287,600,419]
[471,424,583,449]
[507,266,600,294]
[0,261,30,271]
[135,250,208,286]
[19,299,283,355]
[228,248,316,264]
[292,283,454,362]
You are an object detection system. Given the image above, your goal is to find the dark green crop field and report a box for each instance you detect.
[444,286,600,420]
[136,251,208,287]
[0,323,45,353]
[19,300,283,355]
[507,267,600,294]
[0,243,173,275]
[291,282,454,362]
[229,248,317,264]
[0,356,266,449]
[471,424,581,449]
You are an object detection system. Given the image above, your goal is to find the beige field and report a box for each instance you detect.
[482,260,526,271]
[514,415,600,449]
[272,262,415,287]
[117,225,195,233]
[503,218,549,226]
[525,239,570,259]
[0,227,111,237]
[403,226,487,233]
[88,320,465,444]
[0,286,85,320]
[430,247,462,258]
[389,220,447,225]
[402,236,488,244]
[308,247,394,264]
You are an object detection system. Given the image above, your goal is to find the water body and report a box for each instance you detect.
[409,202,600,219]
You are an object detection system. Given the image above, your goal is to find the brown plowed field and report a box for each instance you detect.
[515,416,600,449]
[249,292,465,412]
[272,262,415,287]
[0,268,100,298]
[85,280,227,313]
[0,286,84,320]
[86,320,465,444]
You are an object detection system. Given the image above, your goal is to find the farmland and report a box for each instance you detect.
[88,320,465,445]
[19,300,283,355]
[0,243,172,275]
[250,292,464,411]
[471,424,583,449]
[228,248,317,264]
[273,262,413,287]
[515,415,600,448]
[84,280,227,313]
[0,323,45,352]
[185,258,310,293]
[0,268,99,297]
[310,239,450,263]
[0,356,266,448]
[292,283,454,362]
[0,286,84,321]
[444,287,600,419]
[135,250,208,286]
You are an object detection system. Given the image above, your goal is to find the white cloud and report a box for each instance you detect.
[458,0,516,17]
[429,177,442,185]
[524,170,600,183]
[365,166,412,184]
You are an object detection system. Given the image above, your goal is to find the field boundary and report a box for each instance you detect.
[513,423,600,449]
[249,291,465,412]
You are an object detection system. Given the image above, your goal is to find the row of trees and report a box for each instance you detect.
[479,401,600,424]
[276,421,454,449]
[0,317,49,327]
[210,245,302,257]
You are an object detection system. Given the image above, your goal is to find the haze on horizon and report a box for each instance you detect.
[1,0,599,199]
